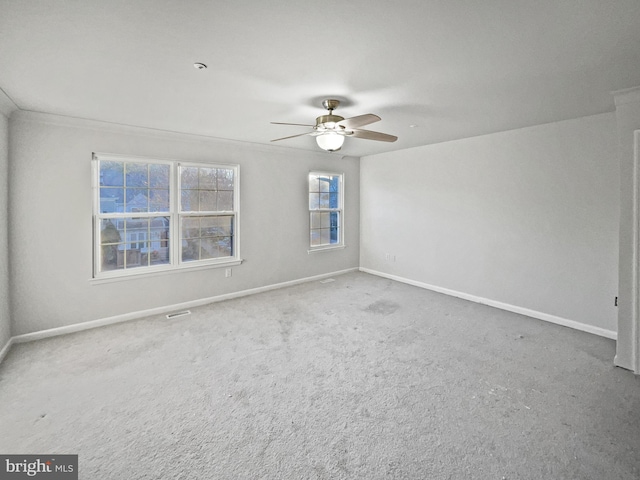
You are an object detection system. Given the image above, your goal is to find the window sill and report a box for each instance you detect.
[307,245,346,254]
[90,258,244,285]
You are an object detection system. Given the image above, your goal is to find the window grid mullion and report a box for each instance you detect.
[97,212,170,219]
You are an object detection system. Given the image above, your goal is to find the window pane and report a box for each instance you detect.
[125,218,149,255]
[218,237,232,257]
[310,212,321,229]
[200,237,218,259]
[126,188,149,212]
[126,163,148,187]
[101,244,124,271]
[319,193,330,209]
[181,167,198,189]
[182,239,200,262]
[329,192,339,208]
[182,217,200,239]
[124,244,143,268]
[100,161,124,186]
[309,175,320,193]
[150,246,170,266]
[126,217,149,231]
[330,212,340,243]
[138,242,151,267]
[320,212,330,228]
[217,191,233,211]
[217,169,234,190]
[202,216,233,237]
[149,217,170,265]
[150,164,170,188]
[200,217,221,237]
[100,219,124,271]
[309,193,319,210]
[149,189,169,212]
[99,188,123,213]
[199,167,217,189]
[329,175,339,192]
[310,230,322,246]
[199,190,217,211]
[320,229,330,245]
[212,216,233,236]
[180,215,233,261]
[100,220,122,244]
[181,190,199,211]
[319,177,330,192]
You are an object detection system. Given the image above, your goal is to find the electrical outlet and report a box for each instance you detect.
[225,268,232,278]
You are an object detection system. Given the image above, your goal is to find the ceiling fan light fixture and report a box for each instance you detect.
[316,132,344,151]
[271,98,397,149]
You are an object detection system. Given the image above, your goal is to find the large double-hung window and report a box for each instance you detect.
[93,154,240,278]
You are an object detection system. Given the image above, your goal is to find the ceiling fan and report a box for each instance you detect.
[271,99,398,152]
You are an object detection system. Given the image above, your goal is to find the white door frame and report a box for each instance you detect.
[633,130,640,373]
[620,129,640,374]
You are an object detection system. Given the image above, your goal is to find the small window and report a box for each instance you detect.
[308,172,343,250]
[93,154,240,279]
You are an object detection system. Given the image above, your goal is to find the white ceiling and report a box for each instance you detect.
[2,0,640,157]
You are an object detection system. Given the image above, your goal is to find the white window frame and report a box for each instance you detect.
[92,153,241,281]
[177,162,240,267]
[308,171,345,253]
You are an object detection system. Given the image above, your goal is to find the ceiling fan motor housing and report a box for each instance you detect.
[316,114,345,127]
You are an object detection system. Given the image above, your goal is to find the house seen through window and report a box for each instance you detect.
[93,154,239,278]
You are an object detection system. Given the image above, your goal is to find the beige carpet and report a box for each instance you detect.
[1,272,639,479]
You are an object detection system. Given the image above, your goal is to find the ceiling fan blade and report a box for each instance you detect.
[351,128,398,142]
[337,114,380,130]
[271,122,315,127]
[270,131,314,142]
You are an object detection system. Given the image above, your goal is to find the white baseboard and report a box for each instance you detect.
[5,266,615,361]
[11,268,359,345]
[0,337,13,364]
[360,268,617,340]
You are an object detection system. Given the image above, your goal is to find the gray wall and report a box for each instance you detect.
[0,112,10,349]
[9,111,359,336]
[361,113,619,334]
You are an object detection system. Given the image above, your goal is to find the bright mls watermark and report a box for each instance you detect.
[0,455,77,479]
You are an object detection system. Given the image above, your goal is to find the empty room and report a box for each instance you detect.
[1,1,640,479]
